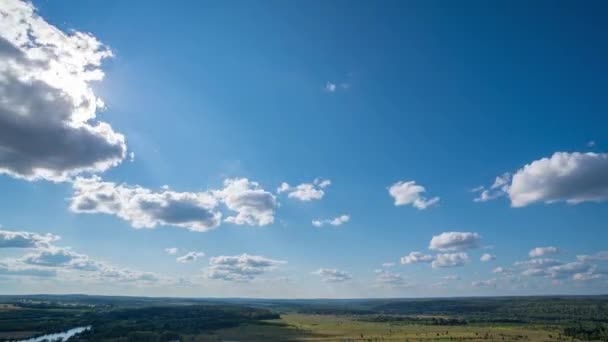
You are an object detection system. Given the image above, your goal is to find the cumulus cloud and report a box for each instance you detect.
[388,181,439,209]
[278,178,331,201]
[0,0,126,182]
[0,228,158,284]
[400,252,434,265]
[312,214,350,227]
[312,268,352,283]
[0,260,57,277]
[205,254,285,282]
[577,251,608,262]
[176,251,205,263]
[21,246,100,271]
[375,270,409,286]
[478,152,608,207]
[492,266,512,274]
[165,247,178,255]
[480,253,496,262]
[529,246,560,258]
[473,173,510,202]
[429,232,481,252]
[215,178,277,226]
[70,177,222,232]
[0,229,58,248]
[432,253,469,268]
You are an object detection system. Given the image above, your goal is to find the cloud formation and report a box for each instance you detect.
[432,253,469,268]
[400,252,434,265]
[205,254,285,282]
[375,270,409,286]
[0,229,58,248]
[388,181,439,209]
[176,251,205,263]
[313,268,352,283]
[70,177,222,232]
[215,178,277,226]
[165,247,178,255]
[429,232,481,252]
[529,246,559,258]
[480,253,496,262]
[0,228,158,284]
[477,152,608,207]
[277,178,331,201]
[312,214,350,227]
[0,0,126,182]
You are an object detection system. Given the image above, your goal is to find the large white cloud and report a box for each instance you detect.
[0,229,58,248]
[277,178,331,201]
[312,268,352,283]
[70,177,222,231]
[0,0,126,182]
[400,251,434,264]
[432,253,469,268]
[429,232,481,252]
[205,254,285,282]
[477,152,608,207]
[388,181,439,209]
[214,178,277,226]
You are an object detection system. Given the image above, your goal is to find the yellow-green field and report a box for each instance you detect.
[187,314,568,342]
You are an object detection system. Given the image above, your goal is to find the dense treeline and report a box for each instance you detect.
[0,304,278,342]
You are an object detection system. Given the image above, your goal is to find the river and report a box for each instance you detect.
[13,326,91,342]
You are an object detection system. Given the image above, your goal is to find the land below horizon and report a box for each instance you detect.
[1,294,608,341]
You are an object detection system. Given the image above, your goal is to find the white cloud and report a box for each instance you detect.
[0,228,159,284]
[312,268,352,283]
[214,178,277,226]
[478,152,608,207]
[324,82,349,93]
[71,177,277,230]
[278,178,331,201]
[325,81,337,92]
[165,247,178,255]
[0,260,57,277]
[473,173,510,202]
[382,262,395,268]
[21,246,100,271]
[492,266,512,274]
[0,0,126,182]
[432,253,469,268]
[577,251,608,262]
[0,229,58,248]
[388,181,439,209]
[205,254,285,282]
[529,246,560,258]
[312,214,350,227]
[375,270,409,287]
[176,251,205,263]
[429,232,481,252]
[480,253,496,262]
[400,252,434,265]
[472,279,497,288]
[443,275,460,280]
[70,177,222,232]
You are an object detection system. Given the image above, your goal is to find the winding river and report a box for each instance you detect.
[13,326,91,342]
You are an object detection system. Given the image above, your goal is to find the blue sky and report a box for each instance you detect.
[0,0,607,297]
